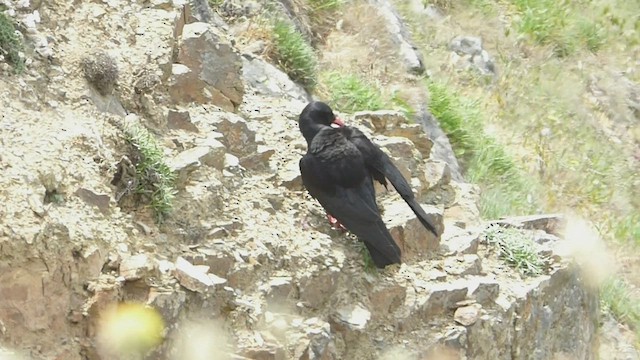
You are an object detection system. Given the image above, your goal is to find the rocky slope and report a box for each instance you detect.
[0,0,607,359]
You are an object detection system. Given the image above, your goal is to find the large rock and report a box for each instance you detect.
[449,35,496,76]
[241,54,310,102]
[171,22,244,111]
[383,199,443,261]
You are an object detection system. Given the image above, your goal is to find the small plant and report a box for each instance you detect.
[483,225,545,276]
[320,71,386,113]
[81,51,119,96]
[123,123,176,223]
[0,12,25,73]
[271,20,318,89]
[601,277,640,339]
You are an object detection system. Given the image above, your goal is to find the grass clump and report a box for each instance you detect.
[271,20,318,89]
[427,80,539,218]
[0,12,24,73]
[601,277,640,335]
[123,124,176,223]
[483,225,545,276]
[508,0,605,56]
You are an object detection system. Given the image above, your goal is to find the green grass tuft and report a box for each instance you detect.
[601,277,640,336]
[0,12,25,73]
[508,0,606,56]
[272,20,318,89]
[427,80,540,218]
[320,71,386,113]
[124,124,177,223]
[483,225,545,276]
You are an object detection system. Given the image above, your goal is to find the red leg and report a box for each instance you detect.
[326,213,348,232]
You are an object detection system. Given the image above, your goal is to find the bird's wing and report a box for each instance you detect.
[348,128,440,237]
[300,154,401,267]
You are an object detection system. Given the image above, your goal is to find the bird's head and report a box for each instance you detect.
[298,101,345,144]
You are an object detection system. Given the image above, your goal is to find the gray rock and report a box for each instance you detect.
[468,277,500,305]
[241,55,310,102]
[119,254,156,281]
[449,35,496,76]
[443,254,482,276]
[75,188,111,215]
[215,113,257,157]
[454,303,482,326]
[167,109,199,132]
[334,304,371,331]
[367,0,425,75]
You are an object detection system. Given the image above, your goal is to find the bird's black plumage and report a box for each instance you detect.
[298,101,440,268]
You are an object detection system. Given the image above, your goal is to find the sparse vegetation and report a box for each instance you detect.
[601,277,640,334]
[0,12,24,73]
[483,225,545,276]
[427,80,540,218]
[507,0,605,56]
[123,123,176,223]
[81,51,120,96]
[271,20,318,89]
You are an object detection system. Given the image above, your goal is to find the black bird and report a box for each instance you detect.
[298,101,440,268]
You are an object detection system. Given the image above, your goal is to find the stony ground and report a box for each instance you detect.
[0,0,632,359]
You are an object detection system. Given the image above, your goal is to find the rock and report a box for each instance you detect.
[168,142,226,187]
[449,36,495,76]
[421,281,469,317]
[215,113,257,157]
[174,256,226,293]
[264,276,294,303]
[424,160,452,189]
[369,280,406,320]
[167,109,199,132]
[27,193,46,217]
[279,162,303,191]
[443,254,482,276]
[75,188,111,215]
[334,304,371,331]
[367,0,425,74]
[468,278,500,305]
[354,110,407,131]
[241,55,309,102]
[240,146,275,171]
[242,342,286,360]
[196,248,235,277]
[147,288,187,324]
[441,228,480,255]
[119,254,156,281]
[454,304,482,326]
[297,269,338,309]
[383,199,442,261]
[172,22,244,111]
[492,214,566,236]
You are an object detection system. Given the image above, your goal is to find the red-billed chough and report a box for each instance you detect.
[297,101,440,268]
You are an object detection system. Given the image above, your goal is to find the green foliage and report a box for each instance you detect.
[483,225,545,276]
[272,20,318,89]
[601,277,640,335]
[508,0,606,56]
[0,12,24,73]
[611,214,640,247]
[427,80,539,218]
[124,124,176,223]
[320,71,386,113]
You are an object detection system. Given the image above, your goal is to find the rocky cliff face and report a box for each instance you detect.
[0,0,602,359]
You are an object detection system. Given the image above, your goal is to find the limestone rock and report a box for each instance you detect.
[383,199,443,261]
[171,22,244,111]
[443,254,482,276]
[454,303,482,326]
[334,304,371,331]
[215,113,257,157]
[174,256,226,293]
[119,254,156,281]
[241,55,309,102]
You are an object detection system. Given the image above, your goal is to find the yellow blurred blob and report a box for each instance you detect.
[98,303,165,357]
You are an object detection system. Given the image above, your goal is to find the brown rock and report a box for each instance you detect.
[215,113,257,157]
[370,280,406,319]
[75,188,111,215]
[297,270,338,309]
[167,109,199,132]
[240,146,275,171]
[469,277,500,305]
[422,281,469,317]
[172,22,244,111]
[492,214,566,236]
[383,199,443,261]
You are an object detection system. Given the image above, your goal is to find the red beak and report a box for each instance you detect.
[332,116,345,127]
